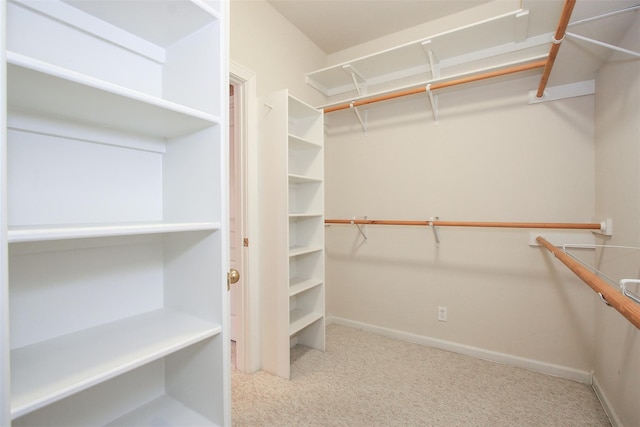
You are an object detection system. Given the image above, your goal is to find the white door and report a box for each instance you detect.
[229,63,259,374]
[229,90,241,342]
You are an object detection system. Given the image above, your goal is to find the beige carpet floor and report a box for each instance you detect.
[232,324,610,427]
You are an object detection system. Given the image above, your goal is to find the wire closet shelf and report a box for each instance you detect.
[561,243,640,305]
[536,237,640,330]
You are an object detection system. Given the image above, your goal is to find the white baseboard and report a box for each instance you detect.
[592,374,621,427]
[327,316,592,384]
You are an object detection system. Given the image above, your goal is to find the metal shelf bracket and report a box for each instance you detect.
[429,216,440,247]
[351,216,368,243]
[343,64,367,96]
[350,102,368,133]
[421,41,440,79]
[426,84,439,124]
[620,279,640,304]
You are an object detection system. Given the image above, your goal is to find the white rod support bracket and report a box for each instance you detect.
[619,279,640,304]
[528,80,595,104]
[598,292,612,307]
[426,84,439,124]
[429,216,440,247]
[350,102,367,134]
[593,218,613,236]
[351,216,368,243]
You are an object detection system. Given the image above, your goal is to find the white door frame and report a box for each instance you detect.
[229,61,260,373]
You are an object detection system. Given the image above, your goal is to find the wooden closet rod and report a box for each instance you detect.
[536,0,576,98]
[325,219,602,230]
[536,236,640,330]
[324,60,548,114]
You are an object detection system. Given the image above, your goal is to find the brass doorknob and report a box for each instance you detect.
[228,269,240,284]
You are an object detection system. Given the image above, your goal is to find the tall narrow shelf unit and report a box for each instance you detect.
[260,90,325,379]
[0,1,230,426]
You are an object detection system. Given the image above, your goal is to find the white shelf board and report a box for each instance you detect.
[289,309,323,336]
[289,278,323,297]
[59,0,220,48]
[288,94,320,120]
[288,173,322,184]
[105,394,217,427]
[11,309,221,418]
[289,213,323,220]
[288,134,322,150]
[8,221,221,243]
[7,52,220,139]
[289,245,323,258]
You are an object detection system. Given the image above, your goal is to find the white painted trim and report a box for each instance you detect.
[592,374,621,427]
[328,316,593,384]
[229,61,260,373]
[0,2,10,424]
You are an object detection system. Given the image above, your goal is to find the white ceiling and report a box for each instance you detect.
[266,0,495,54]
[267,0,639,93]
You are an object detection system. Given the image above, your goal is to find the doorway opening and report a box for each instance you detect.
[229,62,259,373]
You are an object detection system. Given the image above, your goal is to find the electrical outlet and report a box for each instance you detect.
[437,306,447,322]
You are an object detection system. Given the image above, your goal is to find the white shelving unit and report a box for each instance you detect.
[1,1,229,425]
[259,90,325,379]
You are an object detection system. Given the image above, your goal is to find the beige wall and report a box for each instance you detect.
[321,1,597,377]
[594,13,640,426]
[229,0,325,105]
[324,74,597,375]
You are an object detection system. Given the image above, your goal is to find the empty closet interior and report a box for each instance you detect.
[1,0,640,426]
[239,0,640,426]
